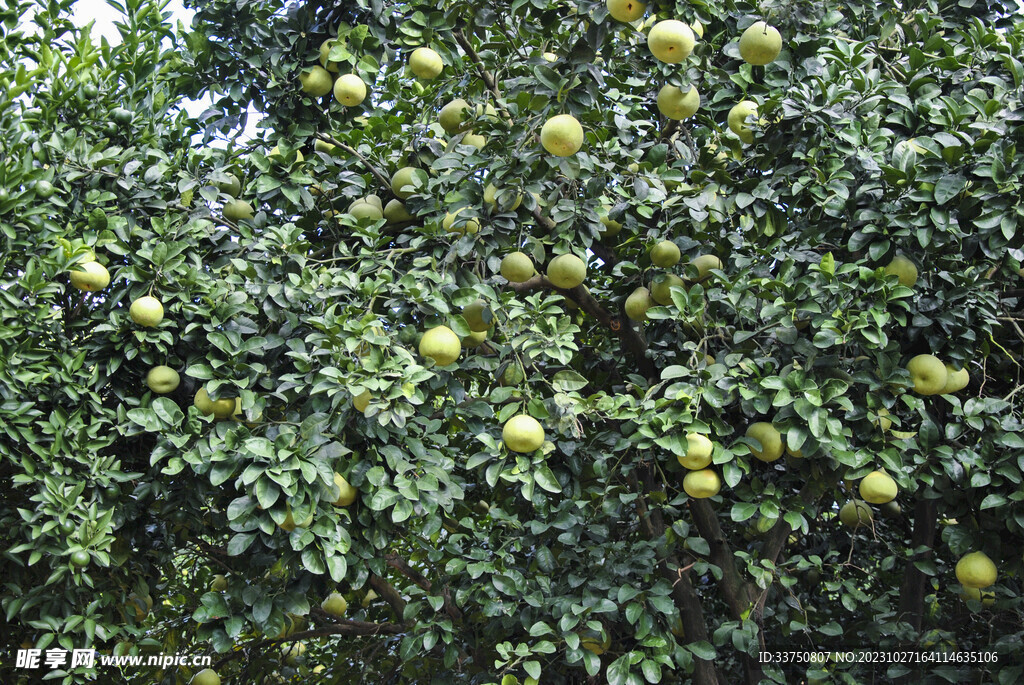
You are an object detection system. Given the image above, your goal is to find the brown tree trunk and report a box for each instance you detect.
[689,500,763,685]
[635,466,721,685]
[897,497,938,631]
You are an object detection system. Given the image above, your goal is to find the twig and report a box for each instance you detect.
[452,29,512,123]
[316,133,392,192]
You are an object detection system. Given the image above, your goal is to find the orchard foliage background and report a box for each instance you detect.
[2,0,1024,682]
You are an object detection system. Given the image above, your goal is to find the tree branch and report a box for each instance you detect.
[688,499,762,685]
[452,29,509,120]
[316,133,392,192]
[897,497,938,632]
[632,465,721,685]
[212,621,404,669]
[506,274,656,379]
[368,574,408,620]
[384,552,463,621]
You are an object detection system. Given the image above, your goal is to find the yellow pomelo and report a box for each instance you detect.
[677,433,713,470]
[647,20,695,64]
[442,207,480,235]
[690,254,722,281]
[657,84,700,120]
[624,286,653,322]
[268,145,304,163]
[462,299,492,332]
[501,252,535,282]
[321,591,348,616]
[873,408,893,432]
[438,98,471,134]
[299,65,333,97]
[746,422,783,462]
[409,47,443,79]
[579,631,611,655]
[130,296,164,327]
[319,39,342,72]
[223,199,254,222]
[462,329,487,347]
[884,255,918,287]
[331,473,357,507]
[547,254,587,289]
[607,0,645,22]
[419,326,461,366]
[349,199,384,222]
[383,199,414,223]
[650,273,685,305]
[503,415,545,453]
[146,366,180,394]
[598,210,622,238]
[390,166,427,200]
[942,365,969,394]
[739,21,782,66]
[333,74,367,106]
[541,114,584,156]
[650,240,681,268]
[955,551,997,589]
[483,183,523,212]
[352,389,371,413]
[279,506,313,532]
[859,471,898,504]
[193,669,221,685]
[683,469,721,498]
[728,100,759,143]
[194,388,235,419]
[282,641,305,665]
[70,261,110,292]
[906,354,948,395]
[839,499,873,528]
[961,586,995,606]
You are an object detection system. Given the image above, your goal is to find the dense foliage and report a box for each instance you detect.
[2,0,1024,683]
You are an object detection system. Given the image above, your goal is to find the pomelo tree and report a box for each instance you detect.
[2,0,1024,683]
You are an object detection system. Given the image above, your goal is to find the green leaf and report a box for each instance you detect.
[534,464,561,493]
[730,502,758,522]
[686,640,717,660]
[933,173,965,205]
[553,370,588,392]
[607,655,631,685]
[524,661,541,680]
[227,533,255,556]
[151,397,183,427]
[980,494,1006,510]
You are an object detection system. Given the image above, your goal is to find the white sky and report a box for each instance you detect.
[70,0,195,46]
[69,0,262,144]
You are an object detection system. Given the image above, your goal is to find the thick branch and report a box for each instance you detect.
[689,499,763,685]
[507,275,656,379]
[633,466,720,685]
[368,574,408,619]
[530,204,556,231]
[897,497,938,632]
[316,133,392,192]
[590,240,620,269]
[212,621,403,668]
[689,500,758,618]
[384,553,463,621]
[452,29,508,118]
